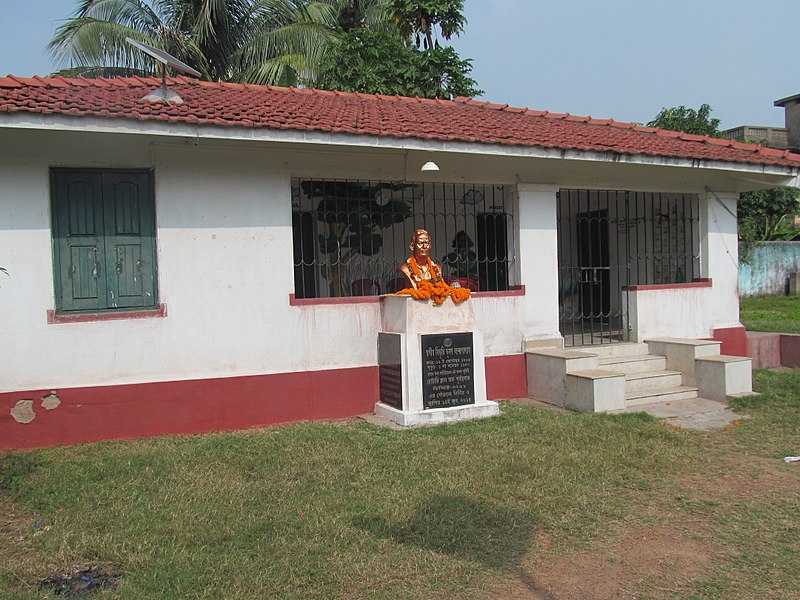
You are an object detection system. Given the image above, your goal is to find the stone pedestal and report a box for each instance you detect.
[374,295,499,427]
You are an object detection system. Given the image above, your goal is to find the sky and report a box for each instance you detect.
[2,0,797,130]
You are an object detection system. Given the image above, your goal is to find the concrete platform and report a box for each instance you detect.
[374,399,500,427]
[610,397,748,431]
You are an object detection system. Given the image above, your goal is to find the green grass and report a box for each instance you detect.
[1,371,799,599]
[741,295,800,333]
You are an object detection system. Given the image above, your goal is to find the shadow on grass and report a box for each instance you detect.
[0,453,40,494]
[354,494,553,597]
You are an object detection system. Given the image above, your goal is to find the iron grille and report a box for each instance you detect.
[557,189,701,346]
[292,179,517,299]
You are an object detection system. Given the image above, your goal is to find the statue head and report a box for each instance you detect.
[409,228,432,258]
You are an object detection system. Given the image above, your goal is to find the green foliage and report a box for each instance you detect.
[319,27,480,98]
[50,0,382,85]
[738,187,800,259]
[647,103,721,137]
[389,0,465,48]
[50,1,480,96]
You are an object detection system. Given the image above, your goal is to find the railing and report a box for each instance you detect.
[291,179,518,299]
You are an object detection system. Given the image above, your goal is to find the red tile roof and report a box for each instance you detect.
[2,74,799,169]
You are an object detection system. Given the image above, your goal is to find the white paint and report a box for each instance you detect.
[0,126,773,394]
[525,348,598,406]
[0,129,526,393]
[695,355,753,402]
[565,370,626,413]
[375,295,497,426]
[700,191,742,329]
[517,184,561,343]
[626,286,715,341]
[645,339,722,386]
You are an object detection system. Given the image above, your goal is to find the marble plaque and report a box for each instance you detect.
[378,332,403,410]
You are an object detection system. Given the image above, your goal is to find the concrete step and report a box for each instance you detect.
[598,354,667,375]
[625,370,683,394]
[625,385,699,407]
[583,343,650,358]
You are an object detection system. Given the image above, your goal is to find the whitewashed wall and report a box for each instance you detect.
[0,127,752,393]
[0,130,532,393]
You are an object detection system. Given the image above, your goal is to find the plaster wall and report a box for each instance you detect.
[625,286,715,341]
[699,192,742,330]
[739,242,800,297]
[0,129,533,393]
[785,101,800,151]
[517,184,561,341]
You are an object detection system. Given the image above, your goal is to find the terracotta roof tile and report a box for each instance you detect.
[0,74,799,168]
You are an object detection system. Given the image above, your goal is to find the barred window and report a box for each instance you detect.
[291,179,517,299]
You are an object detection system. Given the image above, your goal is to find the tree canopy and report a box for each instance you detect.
[647,104,721,137]
[49,0,480,98]
[318,26,480,98]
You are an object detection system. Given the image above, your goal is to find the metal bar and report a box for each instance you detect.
[643,192,649,284]
[624,190,631,341]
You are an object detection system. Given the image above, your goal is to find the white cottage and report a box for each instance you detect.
[1,75,798,448]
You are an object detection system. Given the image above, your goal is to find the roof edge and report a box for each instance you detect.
[2,111,798,180]
[3,74,800,167]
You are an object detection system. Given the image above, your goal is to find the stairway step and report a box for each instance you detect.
[584,343,649,358]
[599,354,667,375]
[625,385,699,407]
[625,370,683,393]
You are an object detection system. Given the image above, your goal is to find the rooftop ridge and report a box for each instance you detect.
[2,74,800,166]
[451,95,800,163]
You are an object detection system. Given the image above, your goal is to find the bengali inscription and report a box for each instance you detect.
[421,332,475,409]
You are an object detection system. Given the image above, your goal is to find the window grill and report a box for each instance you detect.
[557,189,702,346]
[292,179,517,299]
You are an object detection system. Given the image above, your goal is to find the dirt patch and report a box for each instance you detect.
[679,454,800,502]
[39,565,121,597]
[504,525,713,600]
[488,453,800,599]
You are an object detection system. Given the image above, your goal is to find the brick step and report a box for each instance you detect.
[625,370,683,394]
[625,385,699,407]
[598,354,667,375]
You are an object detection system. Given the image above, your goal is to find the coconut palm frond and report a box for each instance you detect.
[51,65,152,78]
[239,52,310,86]
[50,17,163,73]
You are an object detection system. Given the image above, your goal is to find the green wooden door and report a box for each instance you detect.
[102,172,157,309]
[52,169,156,312]
[52,171,108,311]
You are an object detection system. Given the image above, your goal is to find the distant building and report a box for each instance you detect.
[720,93,800,152]
[721,125,789,149]
[775,93,800,151]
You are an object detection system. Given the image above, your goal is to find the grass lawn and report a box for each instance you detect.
[740,295,800,333]
[2,371,800,599]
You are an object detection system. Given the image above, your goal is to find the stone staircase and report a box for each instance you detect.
[525,338,755,412]
[592,343,700,408]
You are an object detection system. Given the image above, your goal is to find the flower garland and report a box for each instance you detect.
[397,256,471,305]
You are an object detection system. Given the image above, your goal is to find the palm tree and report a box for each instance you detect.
[49,0,390,85]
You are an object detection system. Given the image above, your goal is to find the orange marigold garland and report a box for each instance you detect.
[397,256,471,305]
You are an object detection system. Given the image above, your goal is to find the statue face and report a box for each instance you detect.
[413,232,431,257]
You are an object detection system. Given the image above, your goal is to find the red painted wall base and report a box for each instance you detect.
[712,325,748,357]
[485,354,528,399]
[1,355,527,450]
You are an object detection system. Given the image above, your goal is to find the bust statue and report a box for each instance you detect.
[396,228,470,305]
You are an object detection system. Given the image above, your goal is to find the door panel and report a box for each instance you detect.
[102,172,156,309]
[53,171,108,311]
